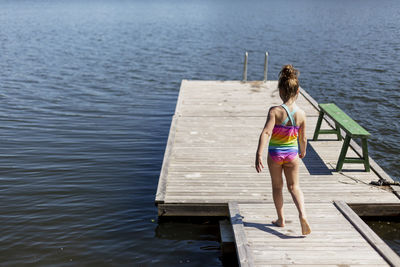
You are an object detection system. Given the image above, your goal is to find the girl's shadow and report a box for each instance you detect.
[243,221,305,239]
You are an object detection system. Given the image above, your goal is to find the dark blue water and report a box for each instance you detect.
[363,216,400,256]
[0,0,399,265]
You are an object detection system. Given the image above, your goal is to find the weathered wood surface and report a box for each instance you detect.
[229,202,255,267]
[349,203,400,216]
[219,219,235,254]
[219,219,234,243]
[235,202,391,266]
[156,80,399,207]
[335,201,400,267]
[155,80,400,266]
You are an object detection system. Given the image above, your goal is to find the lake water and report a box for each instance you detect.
[363,216,400,257]
[0,0,399,265]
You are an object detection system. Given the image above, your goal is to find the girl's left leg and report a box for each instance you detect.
[283,157,311,235]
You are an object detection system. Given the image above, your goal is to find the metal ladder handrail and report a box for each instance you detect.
[263,52,268,82]
[242,52,248,82]
[242,51,268,82]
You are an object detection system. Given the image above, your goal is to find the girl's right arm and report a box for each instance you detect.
[255,107,276,172]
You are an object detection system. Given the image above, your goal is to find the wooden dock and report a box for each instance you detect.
[155,80,400,266]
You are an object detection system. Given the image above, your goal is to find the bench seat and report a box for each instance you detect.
[313,103,370,172]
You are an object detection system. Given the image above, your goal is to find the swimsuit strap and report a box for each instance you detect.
[281,104,297,126]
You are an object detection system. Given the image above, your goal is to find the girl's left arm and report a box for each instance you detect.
[298,110,307,158]
[255,107,276,173]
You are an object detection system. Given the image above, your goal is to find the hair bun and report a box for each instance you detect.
[280,64,299,79]
[278,64,300,102]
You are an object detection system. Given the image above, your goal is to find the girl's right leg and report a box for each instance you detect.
[267,154,285,227]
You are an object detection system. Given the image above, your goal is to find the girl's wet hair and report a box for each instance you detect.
[278,64,299,102]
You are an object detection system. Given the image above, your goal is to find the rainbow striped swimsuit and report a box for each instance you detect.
[268,104,299,165]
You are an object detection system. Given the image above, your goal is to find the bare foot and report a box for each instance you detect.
[299,217,311,235]
[271,218,285,227]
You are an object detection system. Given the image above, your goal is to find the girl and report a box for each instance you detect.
[255,64,311,235]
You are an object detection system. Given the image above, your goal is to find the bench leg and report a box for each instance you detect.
[335,122,342,141]
[313,111,324,141]
[361,138,370,172]
[336,135,351,172]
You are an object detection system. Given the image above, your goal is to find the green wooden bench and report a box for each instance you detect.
[313,103,371,172]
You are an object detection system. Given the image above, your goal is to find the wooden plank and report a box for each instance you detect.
[334,200,400,267]
[348,203,400,216]
[252,250,384,260]
[174,80,186,115]
[267,265,383,267]
[219,219,234,243]
[163,196,398,204]
[157,203,228,216]
[155,115,178,204]
[253,258,387,265]
[229,202,255,267]
[219,219,236,254]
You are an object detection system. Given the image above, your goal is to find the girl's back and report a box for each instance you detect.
[273,104,305,127]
